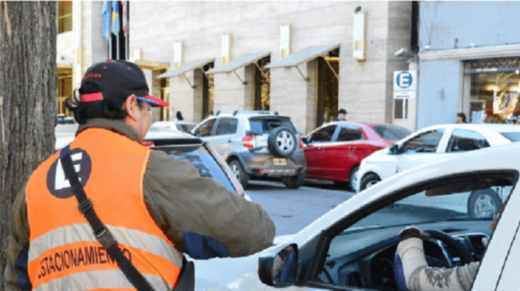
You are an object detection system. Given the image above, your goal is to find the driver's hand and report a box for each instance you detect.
[399,225,430,241]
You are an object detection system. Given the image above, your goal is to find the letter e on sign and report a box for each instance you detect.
[393,71,417,99]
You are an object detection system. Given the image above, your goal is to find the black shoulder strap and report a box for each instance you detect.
[59,145,155,291]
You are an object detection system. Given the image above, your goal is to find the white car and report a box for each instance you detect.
[151,120,198,133]
[355,124,520,218]
[193,143,520,291]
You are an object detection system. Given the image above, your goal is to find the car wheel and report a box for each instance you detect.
[229,160,249,189]
[349,165,360,192]
[283,172,305,189]
[267,127,297,158]
[468,189,502,219]
[360,173,380,192]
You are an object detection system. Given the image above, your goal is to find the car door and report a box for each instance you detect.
[211,117,238,158]
[390,128,449,177]
[321,125,365,181]
[304,125,337,178]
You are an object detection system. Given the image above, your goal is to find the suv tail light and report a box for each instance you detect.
[242,135,255,148]
[142,141,155,147]
[299,137,304,148]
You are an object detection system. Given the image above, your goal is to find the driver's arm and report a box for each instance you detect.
[396,226,479,291]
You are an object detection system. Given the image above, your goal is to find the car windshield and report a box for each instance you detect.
[153,144,239,195]
[348,177,514,232]
[370,125,411,141]
[249,118,296,134]
[500,132,520,142]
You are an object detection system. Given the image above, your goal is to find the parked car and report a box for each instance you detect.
[151,120,198,133]
[356,123,520,217]
[304,121,411,190]
[191,111,306,189]
[54,125,248,200]
[193,142,520,291]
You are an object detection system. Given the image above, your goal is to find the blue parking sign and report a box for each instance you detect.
[393,71,417,99]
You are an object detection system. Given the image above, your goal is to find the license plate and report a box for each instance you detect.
[273,158,287,166]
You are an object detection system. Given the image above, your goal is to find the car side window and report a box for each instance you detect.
[400,129,445,154]
[194,119,216,137]
[310,125,337,143]
[215,118,238,136]
[446,129,490,152]
[336,126,364,142]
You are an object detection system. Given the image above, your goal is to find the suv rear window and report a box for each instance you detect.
[501,132,520,142]
[153,144,238,194]
[248,118,296,134]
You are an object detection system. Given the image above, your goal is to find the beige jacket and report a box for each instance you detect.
[4,118,276,290]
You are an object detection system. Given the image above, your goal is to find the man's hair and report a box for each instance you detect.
[65,82,143,124]
[457,112,467,122]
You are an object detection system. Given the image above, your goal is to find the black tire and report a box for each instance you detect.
[267,127,297,158]
[229,160,249,189]
[349,165,360,192]
[359,173,380,192]
[283,172,305,189]
[468,189,502,219]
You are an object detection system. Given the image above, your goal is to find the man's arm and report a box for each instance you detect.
[143,150,276,259]
[4,186,32,291]
[396,226,479,291]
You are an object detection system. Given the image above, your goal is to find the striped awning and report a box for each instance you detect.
[207,52,270,75]
[158,58,215,79]
[266,44,340,69]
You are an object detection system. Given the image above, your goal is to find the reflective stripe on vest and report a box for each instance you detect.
[25,128,181,290]
[34,270,168,291]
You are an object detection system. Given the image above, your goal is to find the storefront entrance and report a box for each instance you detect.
[315,49,339,127]
[464,57,520,123]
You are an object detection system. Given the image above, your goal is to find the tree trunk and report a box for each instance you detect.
[0,2,57,286]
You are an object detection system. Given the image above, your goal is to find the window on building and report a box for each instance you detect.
[57,72,73,116]
[201,63,214,120]
[464,57,520,123]
[159,72,170,121]
[253,57,270,111]
[58,1,73,34]
[316,49,340,127]
[394,99,409,119]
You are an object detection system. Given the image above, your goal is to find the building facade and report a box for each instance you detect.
[56,1,413,133]
[417,2,520,129]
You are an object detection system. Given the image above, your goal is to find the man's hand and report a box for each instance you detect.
[399,225,431,241]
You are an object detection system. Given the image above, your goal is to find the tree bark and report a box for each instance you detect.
[0,2,57,286]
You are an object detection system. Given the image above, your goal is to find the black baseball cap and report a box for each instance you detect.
[338,108,347,114]
[79,60,169,107]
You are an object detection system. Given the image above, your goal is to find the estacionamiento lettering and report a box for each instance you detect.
[38,245,132,279]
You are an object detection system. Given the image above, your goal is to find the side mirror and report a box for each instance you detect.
[258,244,300,287]
[389,144,400,155]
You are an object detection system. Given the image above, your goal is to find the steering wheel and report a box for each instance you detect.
[394,230,474,291]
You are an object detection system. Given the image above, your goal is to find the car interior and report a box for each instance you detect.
[307,172,516,290]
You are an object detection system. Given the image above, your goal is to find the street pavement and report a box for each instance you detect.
[246,179,356,236]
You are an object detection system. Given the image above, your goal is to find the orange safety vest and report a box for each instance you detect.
[25,128,182,290]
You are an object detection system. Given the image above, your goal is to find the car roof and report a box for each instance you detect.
[290,142,520,245]
[145,127,197,140]
[421,123,520,133]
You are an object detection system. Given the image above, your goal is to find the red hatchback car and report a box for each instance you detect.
[304,122,411,190]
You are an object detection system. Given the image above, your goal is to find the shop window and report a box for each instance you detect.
[159,72,170,121]
[253,57,270,111]
[464,57,520,123]
[58,1,73,34]
[316,49,340,127]
[201,63,214,120]
[57,74,73,116]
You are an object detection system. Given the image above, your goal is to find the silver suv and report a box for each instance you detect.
[192,111,306,189]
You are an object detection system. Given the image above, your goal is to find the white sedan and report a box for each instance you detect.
[193,142,520,291]
[355,124,520,218]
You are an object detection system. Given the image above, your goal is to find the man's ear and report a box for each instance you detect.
[124,95,138,121]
